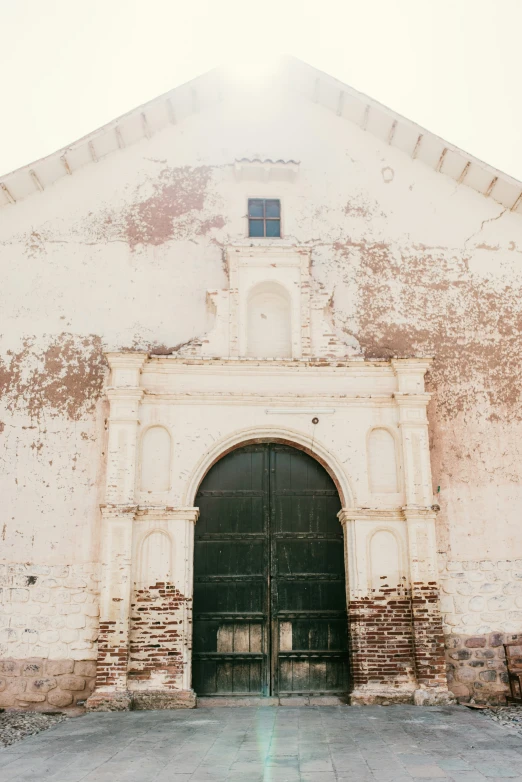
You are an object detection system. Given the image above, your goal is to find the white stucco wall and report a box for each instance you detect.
[1,76,522,704]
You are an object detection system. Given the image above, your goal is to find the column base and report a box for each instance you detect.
[85,690,132,712]
[413,687,457,706]
[350,685,416,705]
[86,689,197,711]
[131,690,196,710]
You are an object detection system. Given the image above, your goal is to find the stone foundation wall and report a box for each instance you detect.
[0,658,96,709]
[440,558,522,703]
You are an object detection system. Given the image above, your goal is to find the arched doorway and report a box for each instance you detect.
[192,443,350,697]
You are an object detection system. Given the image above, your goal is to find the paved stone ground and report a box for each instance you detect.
[1,705,522,781]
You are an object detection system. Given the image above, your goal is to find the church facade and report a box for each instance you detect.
[1,59,522,710]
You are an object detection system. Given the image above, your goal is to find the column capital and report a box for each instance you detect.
[106,352,148,389]
[402,506,439,521]
[100,504,138,520]
[107,386,144,399]
[106,352,149,370]
[391,358,432,394]
[338,507,405,525]
[135,506,200,523]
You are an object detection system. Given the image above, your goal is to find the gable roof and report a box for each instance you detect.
[1,56,521,214]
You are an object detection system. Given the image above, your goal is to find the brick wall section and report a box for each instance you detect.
[93,621,129,690]
[411,583,447,687]
[348,588,416,688]
[127,582,188,690]
[0,658,96,709]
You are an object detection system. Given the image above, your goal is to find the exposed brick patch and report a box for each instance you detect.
[411,583,447,687]
[348,588,416,688]
[93,621,129,691]
[128,582,189,691]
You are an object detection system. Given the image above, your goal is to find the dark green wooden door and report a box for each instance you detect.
[192,443,349,696]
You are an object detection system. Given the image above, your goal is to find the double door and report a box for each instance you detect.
[192,443,349,696]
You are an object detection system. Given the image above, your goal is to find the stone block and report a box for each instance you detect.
[71,648,97,660]
[480,583,500,593]
[7,678,27,693]
[480,561,495,571]
[57,674,85,691]
[468,571,485,582]
[81,628,98,642]
[66,614,85,629]
[60,628,78,643]
[456,667,478,683]
[488,596,510,611]
[45,660,74,676]
[20,660,44,676]
[51,566,69,578]
[72,593,87,603]
[10,588,29,603]
[64,578,87,589]
[74,660,97,677]
[32,588,50,603]
[40,630,60,644]
[465,637,486,648]
[447,562,464,572]
[468,596,485,612]
[463,561,479,570]
[27,677,57,693]
[498,561,513,571]
[474,649,495,659]
[0,627,18,643]
[47,688,74,707]
[84,603,100,617]
[0,692,16,708]
[0,659,20,676]
[449,649,471,660]
[17,692,46,703]
[456,582,473,596]
[86,691,132,711]
[59,605,81,615]
[0,677,6,692]
[507,610,522,621]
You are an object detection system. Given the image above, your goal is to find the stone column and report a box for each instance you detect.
[340,508,417,705]
[128,507,199,710]
[392,359,455,705]
[87,352,147,711]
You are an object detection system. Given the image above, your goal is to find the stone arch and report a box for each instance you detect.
[139,425,172,492]
[183,425,355,508]
[367,426,400,493]
[246,280,292,358]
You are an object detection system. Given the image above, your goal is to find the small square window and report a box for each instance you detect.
[248,199,281,238]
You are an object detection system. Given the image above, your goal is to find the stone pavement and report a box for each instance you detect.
[1,705,522,781]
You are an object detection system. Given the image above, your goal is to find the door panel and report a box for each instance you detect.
[192,443,349,696]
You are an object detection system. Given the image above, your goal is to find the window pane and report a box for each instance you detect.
[266,220,281,238]
[265,200,280,218]
[248,199,264,218]
[249,219,265,237]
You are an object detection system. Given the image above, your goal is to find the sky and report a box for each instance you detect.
[2,0,522,179]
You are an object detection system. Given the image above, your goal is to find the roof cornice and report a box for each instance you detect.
[1,56,521,216]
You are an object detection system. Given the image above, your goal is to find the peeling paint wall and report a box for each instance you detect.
[2,83,522,706]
